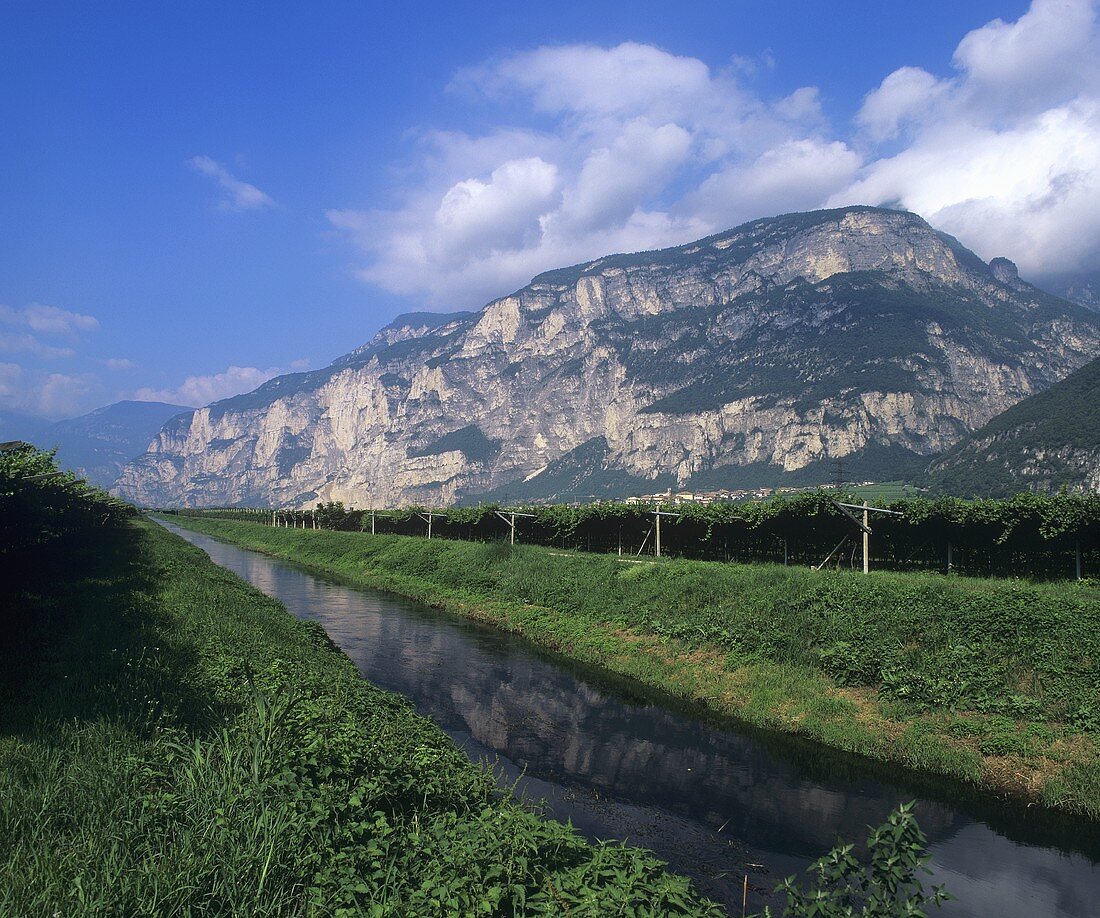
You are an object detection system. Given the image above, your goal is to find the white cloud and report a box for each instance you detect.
[554,120,692,233]
[134,365,282,407]
[856,67,947,143]
[36,373,100,417]
[836,0,1100,276]
[0,362,102,418]
[453,42,713,122]
[332,1,1100,308]
[101,357,137,370]
[0,363,22,401]
[1,303,99,337]
[188,155,275,211]
[0,332,75,359]
[23,304,100,335]
[333,41,839,306]
[693,139,861,227]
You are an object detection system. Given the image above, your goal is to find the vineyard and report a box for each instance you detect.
[169,491,1100,580]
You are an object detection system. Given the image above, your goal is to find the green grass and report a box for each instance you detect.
[166,517,1100,821]
[0,519,721,916]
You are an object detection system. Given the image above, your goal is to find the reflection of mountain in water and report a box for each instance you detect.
[377,620,962,855]
[181,529,1100,918]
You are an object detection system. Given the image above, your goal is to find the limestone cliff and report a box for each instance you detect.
[116,206,1100,507]
[926,354,1100,497]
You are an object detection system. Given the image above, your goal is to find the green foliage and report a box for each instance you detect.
[760,803,951,917]
[1,515,721,915]
[2,444,137,684]
[181,489,1100,580]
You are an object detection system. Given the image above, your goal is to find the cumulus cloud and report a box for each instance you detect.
[0,363,102,418]
[834,0,1100,276]
[188,156,275,211]
[36,373,100,417]
[0,363,23,402]
[333,41,848,306]
[330,0,1100,306]
[134,365,283,407]
[1,303,99,337]
[0,303,97,361]
[0,333,75,359]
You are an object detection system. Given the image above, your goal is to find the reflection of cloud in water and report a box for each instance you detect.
[167,523,1100,917]
[928,825,1099,918]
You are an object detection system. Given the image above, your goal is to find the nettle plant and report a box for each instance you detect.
[759,803,952,917]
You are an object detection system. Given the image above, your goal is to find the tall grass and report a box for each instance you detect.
[168,518,1100,820]
[0,520,721,915]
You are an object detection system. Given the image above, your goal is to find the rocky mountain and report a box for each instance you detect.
[115,206,1100,508]
[925,355,1100,497]
[32,400,190,490]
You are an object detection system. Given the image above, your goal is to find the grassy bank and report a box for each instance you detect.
[1,517,722,915]
[166,517,1100,821]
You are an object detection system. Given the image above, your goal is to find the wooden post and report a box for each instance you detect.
[1077,540,1083,582]
[510,512,516,546]
[371,510,376,535]
[427,513,433,540]
[655,512,661,558]
[783,539,788,566]
[271,510,276,527]
[947,541,953,574]
[862,502,869,574]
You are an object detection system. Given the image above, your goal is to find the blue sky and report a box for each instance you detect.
[6,0,1099,418]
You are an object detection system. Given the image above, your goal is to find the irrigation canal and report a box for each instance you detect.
[161,521,1099,916]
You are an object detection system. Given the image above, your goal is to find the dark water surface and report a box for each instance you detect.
[161,521,1100,915]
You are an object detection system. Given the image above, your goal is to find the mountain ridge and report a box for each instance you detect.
[115,206,1100,508]
[32,400,191,490]
[925,355,1100,497]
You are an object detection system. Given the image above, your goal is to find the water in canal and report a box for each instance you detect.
[161,521,1099,916]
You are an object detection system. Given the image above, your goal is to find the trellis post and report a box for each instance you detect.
[493,509,533,546]
[863,502,870,574]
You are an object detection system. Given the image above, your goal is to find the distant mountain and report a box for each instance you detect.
[0,408,53,444]
[1038,270,1100,313]
[116,206,1100,508]
[32,401,191,490]
[925,356,1100,497]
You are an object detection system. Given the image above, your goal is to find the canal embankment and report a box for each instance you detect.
[1,515,722,915]
[164,517,1100,822]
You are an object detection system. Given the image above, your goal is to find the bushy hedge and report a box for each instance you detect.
[2,444,138,684]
